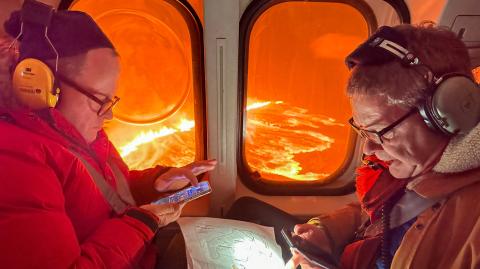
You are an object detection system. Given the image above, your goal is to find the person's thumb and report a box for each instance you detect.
[294,223,316,235]
[285,258,296,269]
[141,203,178,215]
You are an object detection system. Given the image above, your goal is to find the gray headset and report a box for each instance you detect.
[346,26,480,135]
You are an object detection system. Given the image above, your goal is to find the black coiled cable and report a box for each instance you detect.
[381,200,392,269]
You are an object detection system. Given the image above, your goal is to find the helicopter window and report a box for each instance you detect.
[238,0,377,195]
[473,66,480,84]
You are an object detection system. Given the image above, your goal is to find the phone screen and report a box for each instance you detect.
[281,228,337,269]
[152,181,212,205]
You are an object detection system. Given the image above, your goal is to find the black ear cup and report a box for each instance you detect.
[418,74,480,135]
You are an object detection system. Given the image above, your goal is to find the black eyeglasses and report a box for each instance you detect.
[57,74,120,116]
[349,108,417,144]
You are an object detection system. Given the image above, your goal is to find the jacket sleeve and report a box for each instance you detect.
[308,202,367,259]
[0,151,158,269]
[108,140,172,205]
[128,165,171,205]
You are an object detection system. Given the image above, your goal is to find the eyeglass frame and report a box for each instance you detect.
[348,107,417,144]
[56,73,120,116]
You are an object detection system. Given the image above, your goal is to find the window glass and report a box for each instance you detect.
[70,0,203,169]
[244,1,369,183]
[473,66,480,84]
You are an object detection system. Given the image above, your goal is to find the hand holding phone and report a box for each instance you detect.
[154,159,217,192]
[152,181,212,205]
[140,202,184,228]
[281,228,337,269]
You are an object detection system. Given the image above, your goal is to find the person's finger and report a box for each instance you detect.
[154,202,178,215]
[155,176,189,192]
[140,203,177,223]
[155,168,199,191]
[294,223,315,235]
[162,203,184,224]
[284,258,296,269]
[182,169,199,185]
[146,203,182,227]
[290,249,304,269]
[187,159,217,175]
[166,178,190,191]
[291,249,319,269]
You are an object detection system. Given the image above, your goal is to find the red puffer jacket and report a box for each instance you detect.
[0,108,168,269]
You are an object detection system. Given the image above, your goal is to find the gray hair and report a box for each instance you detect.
[347,22,472,107]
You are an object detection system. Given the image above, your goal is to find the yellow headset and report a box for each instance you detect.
[9,0,60,109]
[12,58,60,109]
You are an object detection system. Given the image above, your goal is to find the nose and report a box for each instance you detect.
[362,139,383,156]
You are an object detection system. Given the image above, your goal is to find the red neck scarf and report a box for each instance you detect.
[356,155,408,221]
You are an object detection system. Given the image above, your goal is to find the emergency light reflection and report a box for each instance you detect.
[231,235,285,268]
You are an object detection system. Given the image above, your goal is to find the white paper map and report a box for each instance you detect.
[177,217,285,269]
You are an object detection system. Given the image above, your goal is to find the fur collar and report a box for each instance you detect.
[406,123,480,198]
[433,122,480,173]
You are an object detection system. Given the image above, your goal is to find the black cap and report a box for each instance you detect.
[4,0,115,63]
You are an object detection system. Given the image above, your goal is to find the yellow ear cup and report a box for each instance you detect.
[12,58,59,109]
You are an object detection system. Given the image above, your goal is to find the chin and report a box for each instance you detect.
[388,161,416,179]
[84,133,97,144]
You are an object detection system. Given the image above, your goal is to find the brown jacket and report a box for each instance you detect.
[392,168,480,268]
[318,124,480,268]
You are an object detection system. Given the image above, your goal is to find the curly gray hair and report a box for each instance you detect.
[347,22,472,107]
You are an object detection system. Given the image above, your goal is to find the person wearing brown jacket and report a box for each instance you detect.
[289,23,480,269]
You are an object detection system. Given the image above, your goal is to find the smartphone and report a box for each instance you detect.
[281,228,337,269]
[152,181,212,205]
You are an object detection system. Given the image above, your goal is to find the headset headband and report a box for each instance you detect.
[21,0,54,27]
[4,1,116,63]
[8,0,59,72]
[345,26,421,70]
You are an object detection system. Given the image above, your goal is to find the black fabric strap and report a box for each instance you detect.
[125,208,159,234]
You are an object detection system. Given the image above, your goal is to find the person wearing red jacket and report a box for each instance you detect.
[0,3,216,269]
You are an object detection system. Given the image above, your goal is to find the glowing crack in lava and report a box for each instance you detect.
[245,100,345,182]
[117,118,195,169]
[118,100,345,182]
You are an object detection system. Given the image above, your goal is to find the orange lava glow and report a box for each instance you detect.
[245,100,345,182]
[242,2,364,182]
[75,0,357,182]
[117,99,346,182]
[473,66,480,84]
[115,120,196,170]
[119,119,195,158]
